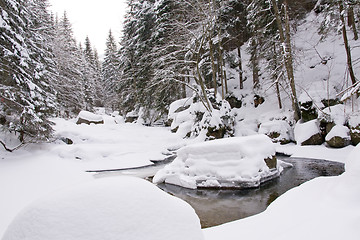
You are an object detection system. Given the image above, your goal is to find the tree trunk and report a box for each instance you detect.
[339,1,357,85]
[251,39,259,89]
[271,0,301,121]
[347,6,358,40]
[218,27,225,100]
[209,40,217,97]
[182,76,187,98]
[224,70,228,95]
[237,46,244,89]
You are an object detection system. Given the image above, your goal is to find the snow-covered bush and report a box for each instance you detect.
[169,93,235,141]
[153,134,280,189]
[2,177,204,240]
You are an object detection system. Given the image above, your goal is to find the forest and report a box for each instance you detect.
[1,0,360,150]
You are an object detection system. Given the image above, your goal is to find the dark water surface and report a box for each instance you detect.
[157,157,344,228]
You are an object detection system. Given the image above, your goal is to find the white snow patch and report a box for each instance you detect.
[2,177,204,240]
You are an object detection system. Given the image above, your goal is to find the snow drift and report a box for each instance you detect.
[2,177,204,240]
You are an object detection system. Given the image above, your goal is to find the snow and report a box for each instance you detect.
[294,119,320,144]
[276,143,354,163]
[77,110,103,122]
[349,113,360,128]
[168,97,192,120]
[319,104,347,125]
[258,120,294,142]
[325,125,350,141]
[0,118,183,238]
[2,177,203,240]
[203,144,360,240]
[153,135,279,189]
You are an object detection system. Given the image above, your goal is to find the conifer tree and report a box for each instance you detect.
[102,29,120,109]
[52,12,85,115]
[0,0,56,150]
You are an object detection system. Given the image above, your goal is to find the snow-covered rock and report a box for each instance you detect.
[318,104,347,125]
[349,113,360,145]
[125,109,139,123]
[325,125,350,148]
[2,177,204,240]
[294,119,323,145]
[153,135,280,189]
[76,111,104,125]
[258,120,294,144]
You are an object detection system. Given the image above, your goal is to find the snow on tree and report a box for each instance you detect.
[0,0,56,151]
[118,0,157,116]
[52,12,86,116]
[318,0,360,100]
[102,29,120,110]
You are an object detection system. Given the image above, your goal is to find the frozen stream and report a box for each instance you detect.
[93,156,344,228]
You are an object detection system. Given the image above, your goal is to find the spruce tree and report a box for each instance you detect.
[52,12,85,116]
[102,29,120,109]
[0,0,56,150]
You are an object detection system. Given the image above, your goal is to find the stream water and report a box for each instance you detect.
[94,156,344,228]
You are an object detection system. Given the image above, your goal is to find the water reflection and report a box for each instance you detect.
[157,157,344,228]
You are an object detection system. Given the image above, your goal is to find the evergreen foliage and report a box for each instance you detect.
[0,0,56,148]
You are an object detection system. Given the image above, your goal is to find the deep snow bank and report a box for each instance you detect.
[153,135,280,189]
[203,144,360,240]
[2,177,204,240]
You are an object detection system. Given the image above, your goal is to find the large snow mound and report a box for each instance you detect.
[2,177,204,240]
[153,135,279,189]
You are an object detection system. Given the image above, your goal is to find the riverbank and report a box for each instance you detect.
[203,145,360,240]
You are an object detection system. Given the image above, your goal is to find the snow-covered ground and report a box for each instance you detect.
[0,116,357,239]
[1,9,360,240]
[0,117,184,238]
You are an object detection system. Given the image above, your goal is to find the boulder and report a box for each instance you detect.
[294,120,323,146]
[300,100,318,122]
[348,114,360,146]
[254,95,265,108]
[226,95,242,109]
[76,111,104,125]
[325,125,350,148]
[125,109,138,123]
[350,127,360,146]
